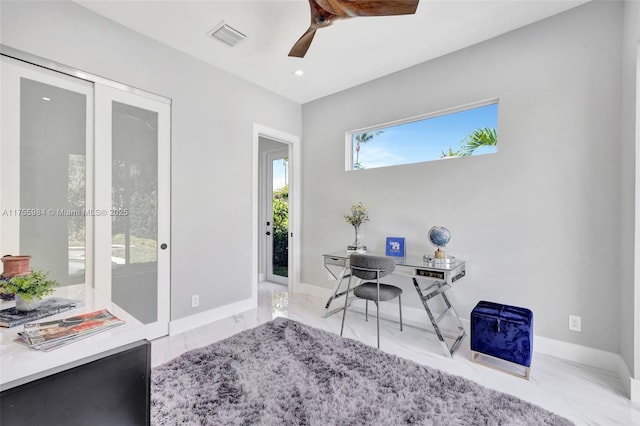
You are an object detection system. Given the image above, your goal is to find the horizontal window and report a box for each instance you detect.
[346,100,498,171]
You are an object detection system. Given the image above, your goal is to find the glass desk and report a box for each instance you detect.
[322,251,466,357]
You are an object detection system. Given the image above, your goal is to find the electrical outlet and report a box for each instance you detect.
[569,315,581,332]
[191,294,200,308]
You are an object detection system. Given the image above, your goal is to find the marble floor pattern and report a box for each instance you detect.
[152,282,640,426]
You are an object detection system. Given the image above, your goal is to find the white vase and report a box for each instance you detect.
[15,294,41,311]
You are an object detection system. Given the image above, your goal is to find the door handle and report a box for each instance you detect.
[265,231,271,236]
[160,243,168,250]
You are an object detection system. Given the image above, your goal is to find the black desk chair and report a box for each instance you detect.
[340,253,403,349]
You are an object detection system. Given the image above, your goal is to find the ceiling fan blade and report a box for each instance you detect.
[328,0,419,17]
[288,27,318,58]
[288,0,338,57]
[288,0,418,58]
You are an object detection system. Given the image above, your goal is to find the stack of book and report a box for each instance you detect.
[16,309,125,351]
[0,297,84,328]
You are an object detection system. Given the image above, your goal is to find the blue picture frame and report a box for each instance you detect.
[386,237,405,257]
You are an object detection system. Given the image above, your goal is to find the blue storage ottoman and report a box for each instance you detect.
[470,301,533,380]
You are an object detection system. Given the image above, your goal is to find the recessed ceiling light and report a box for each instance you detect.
[293,70,305,77]
[42,97,51,101]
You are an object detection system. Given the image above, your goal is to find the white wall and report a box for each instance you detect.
[0,0,301,320]
[301,1,624,353]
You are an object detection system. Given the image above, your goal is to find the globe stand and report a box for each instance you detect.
[434,248,446,259]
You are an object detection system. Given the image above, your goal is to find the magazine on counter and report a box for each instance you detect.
[17,309,124,351]
[0,297,84,328]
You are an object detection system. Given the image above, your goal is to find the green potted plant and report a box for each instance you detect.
[1,269,59,311]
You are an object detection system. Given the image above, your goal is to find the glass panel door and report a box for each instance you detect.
[94,84,170,339]
[111,101,159,324]
[266,149,289,285]
[0,57,93,297]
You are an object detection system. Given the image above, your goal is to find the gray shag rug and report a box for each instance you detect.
[152,317,573,426]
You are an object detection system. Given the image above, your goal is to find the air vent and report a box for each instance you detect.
[208,22,247,47]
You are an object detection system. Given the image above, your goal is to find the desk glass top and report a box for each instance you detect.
[323,251,465,271]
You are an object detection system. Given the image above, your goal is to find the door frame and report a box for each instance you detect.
[264,147,289,285]
[252,124,300,299]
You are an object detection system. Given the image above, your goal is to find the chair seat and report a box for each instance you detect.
[341,254,404,349]
[354,282,403,302]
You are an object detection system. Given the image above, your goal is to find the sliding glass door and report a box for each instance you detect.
[0,56,170,339]
[94,84,170,339]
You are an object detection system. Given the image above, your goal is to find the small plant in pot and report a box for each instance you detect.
[1,269,58,311]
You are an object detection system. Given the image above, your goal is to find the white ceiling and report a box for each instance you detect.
[75,0,589,104]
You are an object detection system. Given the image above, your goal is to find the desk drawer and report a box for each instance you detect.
[324,256,347,267]
[415,269,446,280]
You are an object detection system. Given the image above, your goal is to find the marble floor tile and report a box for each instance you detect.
[152,282,640,426]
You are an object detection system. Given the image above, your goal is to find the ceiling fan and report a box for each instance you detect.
[289,0,420,58]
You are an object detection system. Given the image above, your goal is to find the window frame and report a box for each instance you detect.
[345,98,499,171]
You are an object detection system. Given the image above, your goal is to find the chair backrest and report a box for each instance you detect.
[349,254,396,281]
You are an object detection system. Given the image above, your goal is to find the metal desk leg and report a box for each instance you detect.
[438,287,466,355]
[412,277,466,357]
[322,265,354,318]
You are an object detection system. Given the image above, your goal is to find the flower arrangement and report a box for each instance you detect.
[344,202,369,252]
[344,202,369,228]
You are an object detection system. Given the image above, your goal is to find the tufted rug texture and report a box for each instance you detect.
[151,317,573,426]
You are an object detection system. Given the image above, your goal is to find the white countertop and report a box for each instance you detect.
[0,284,146,391]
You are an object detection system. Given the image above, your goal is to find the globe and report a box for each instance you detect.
[428,226,451,248]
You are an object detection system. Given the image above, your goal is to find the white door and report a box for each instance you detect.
[265,148,289,285]
[0,57,170,340]
[94,84,171,339]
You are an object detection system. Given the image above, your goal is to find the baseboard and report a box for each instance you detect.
[169,297,256,336]
[632,376,640,403]
[296,282,626,376]
[617,356,640,402]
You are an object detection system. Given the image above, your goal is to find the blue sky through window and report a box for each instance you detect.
[351,102,498,170]
[272,158,288,190]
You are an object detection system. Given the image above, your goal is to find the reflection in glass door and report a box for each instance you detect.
[111,101,159,324]
[0,57,93,291]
